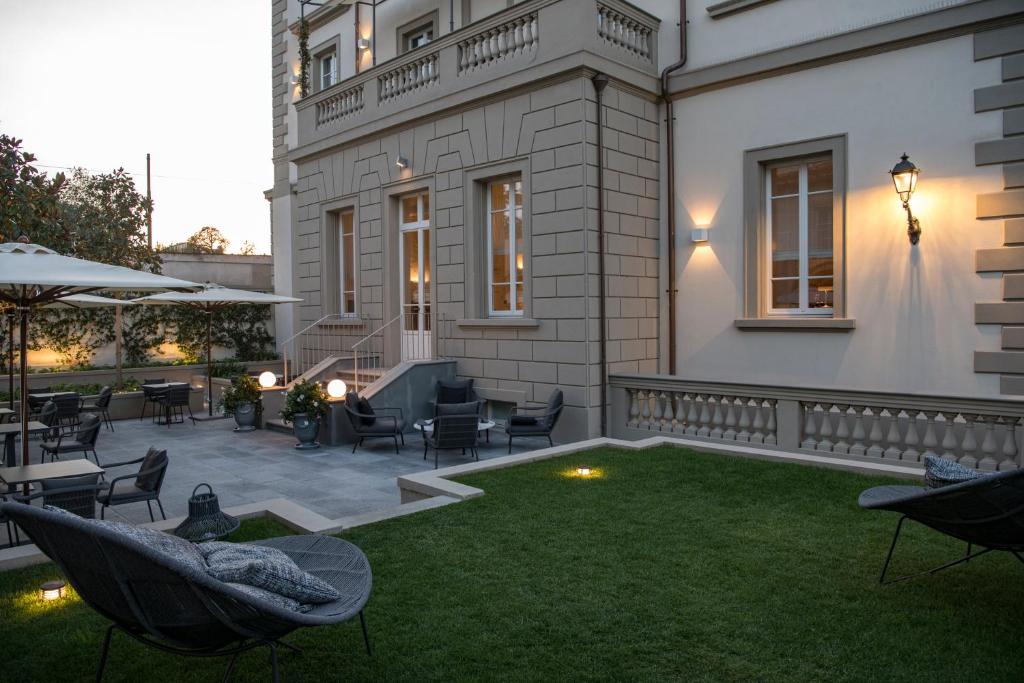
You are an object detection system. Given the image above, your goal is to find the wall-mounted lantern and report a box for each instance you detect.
[395,156,409,170]
[690,227,709,244]
[889,153,921,245]
[356,37,371,52]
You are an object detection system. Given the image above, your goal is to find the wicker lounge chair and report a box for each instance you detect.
[859,468,1024,584]
[422,406,481,469]
[1,503,373,681]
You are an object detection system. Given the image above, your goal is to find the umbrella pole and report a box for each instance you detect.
[115,305,123,389]
[6,309,13,411]
[207,309,213,417]
[19,306,29,468]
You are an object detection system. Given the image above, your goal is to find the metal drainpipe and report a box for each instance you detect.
[592,73,610,437]
[661,0,687,375]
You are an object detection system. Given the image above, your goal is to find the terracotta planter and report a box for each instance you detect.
[292,413,320,450]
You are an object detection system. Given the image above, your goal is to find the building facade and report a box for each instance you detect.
[270,0,1024,453]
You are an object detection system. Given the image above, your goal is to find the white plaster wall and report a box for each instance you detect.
[683,0,974,70]
[672,35,1006,397]
[272,194,296,347]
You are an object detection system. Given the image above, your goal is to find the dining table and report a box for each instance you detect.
[140,382,190,420]
[0,459,103,488]
[0,421,49,468]
[0,407,13,423]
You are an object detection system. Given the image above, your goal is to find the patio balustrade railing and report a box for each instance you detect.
[609,373,1024,472]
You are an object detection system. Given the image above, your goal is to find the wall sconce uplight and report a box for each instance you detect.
[396,156,409,169]
[289,74,300,87]
[258,371,277,389]
[39,580,66,602]
[357,38,371,52]
[690,228,709,243]
[889,153,921,245]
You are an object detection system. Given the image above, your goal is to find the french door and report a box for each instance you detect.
[399,192,431,360]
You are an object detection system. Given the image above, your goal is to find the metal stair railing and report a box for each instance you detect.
[279,314,358,384]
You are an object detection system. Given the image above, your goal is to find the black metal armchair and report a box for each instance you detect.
[53,392,83,434]
[157,385,195,427]
[423,408,481,469]
[859,468,1024,584]
[140,378,167,421]
[14,472,104,519]
[40,413,103,465]
[97,447,169,522]
[505,389,563,453]
[432,378,482,414]
[344,391,405,454]
[0,493,19,547]
[82,386,114,431]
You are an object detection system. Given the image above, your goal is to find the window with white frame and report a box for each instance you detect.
[319,51,337,91]
[765,155,834,315]
[487,177,524,316]
[338,210,355,314]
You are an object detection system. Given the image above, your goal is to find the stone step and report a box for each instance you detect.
[264,418,292,435]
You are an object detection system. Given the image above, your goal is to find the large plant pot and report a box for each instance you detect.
[292,413,320,450]
[233,403,258,432]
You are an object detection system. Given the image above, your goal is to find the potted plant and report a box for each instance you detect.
[218,374,263,433]
[281,379,328,449]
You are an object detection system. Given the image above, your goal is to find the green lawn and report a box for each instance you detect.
[2,447,1023,681]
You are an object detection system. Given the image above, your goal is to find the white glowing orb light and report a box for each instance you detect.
[258,371,277,389]
[327,379,347,398]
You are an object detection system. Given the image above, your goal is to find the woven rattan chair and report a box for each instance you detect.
[422,409,480,469]
[40,413,102,464]
[53,392,83,434]
[14,472,104,518]
[81,386,114,431]
[859,467,1024,584]
[97,447,169,522]
[0,493,19,547]
[1,503,373,681]
[505,389,563,453]
[140,379,167,421]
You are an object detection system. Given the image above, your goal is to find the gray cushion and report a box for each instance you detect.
[361,418,405,434]
[94,519,206,572]
[135,447,166,492]
[200,541,341,604]
[437,378,473,404]
[509,415,538,426]
[924,455,990,489]
[40,473,99,492]
[226,582,305,612]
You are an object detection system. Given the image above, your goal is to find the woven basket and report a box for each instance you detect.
[172,483,240,542]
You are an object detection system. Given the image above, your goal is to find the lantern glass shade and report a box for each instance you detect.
[40,580,66,601]
[258,371,277,388]
[890,154,919,204]
[327,378,347,398]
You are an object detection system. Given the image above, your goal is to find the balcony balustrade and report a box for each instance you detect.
[293,0,659,154]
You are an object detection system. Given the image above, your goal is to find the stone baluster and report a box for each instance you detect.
[686,394,700,436]
[939,412,959,461]
[979,415,999,471]
[696,394,711,437]
[801,402,818,449]
[865,407,884,459]
[832,404,850,454]
[673,392,686,433]
[627,388,639,428]
[764,400,777,445]
[882,409,902,459]
[709,396,724,439]
[750,400,765,444]
[651,391,664,431]
[815,404,834,452]
[921,411,939,459]
[722,397,737,441]
[901,411,921,462]
[959,415,979,468]
[849,406,867,456]
[737,399,753,442]
[1000,417,1018,470]
[637,390,651,429]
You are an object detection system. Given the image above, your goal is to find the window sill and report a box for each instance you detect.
[734,317,855,331]
[456,318,540,329]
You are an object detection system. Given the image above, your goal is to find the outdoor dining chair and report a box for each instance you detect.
[1,503,373,682]
[0,493,19,547]
[97,447,169,522]
[422,409,481,469]
[53,391,83,434]
[859,467,1024,584]
[40,413,103,465]
[157,385,195,427]
[344,391,405,454]
[14,472,104,519]
[140,379,167,421]
[81,386,114,431]
[505,389,563,453]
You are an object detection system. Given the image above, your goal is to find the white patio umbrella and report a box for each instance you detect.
[132,284,301,417]
[0,240,199,466]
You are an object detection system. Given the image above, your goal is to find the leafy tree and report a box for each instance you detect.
[185,225,229,254]
[239,240,256,256]
[0,134,65,243]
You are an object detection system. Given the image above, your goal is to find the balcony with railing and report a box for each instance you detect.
[293,0,659,154]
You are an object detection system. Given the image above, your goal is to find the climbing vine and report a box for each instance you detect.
[298,17,311,97]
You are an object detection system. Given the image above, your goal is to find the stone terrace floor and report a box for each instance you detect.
[2,416,551,544]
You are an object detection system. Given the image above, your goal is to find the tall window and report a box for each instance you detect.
[338,210,355,314]
[399,13,436,54]
[765,155,834,315]
[487,177,524,316]
[319,51,337,91]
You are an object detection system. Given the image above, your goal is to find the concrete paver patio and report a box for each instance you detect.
[1,415,551,543]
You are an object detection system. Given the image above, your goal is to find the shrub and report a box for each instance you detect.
[281,379,328,424]
[218,374,264,418]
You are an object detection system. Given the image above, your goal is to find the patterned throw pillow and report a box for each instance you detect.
[93,520,207,572]
[923,455,989,489]
[201,542,340,604]
[225,582,305,612]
